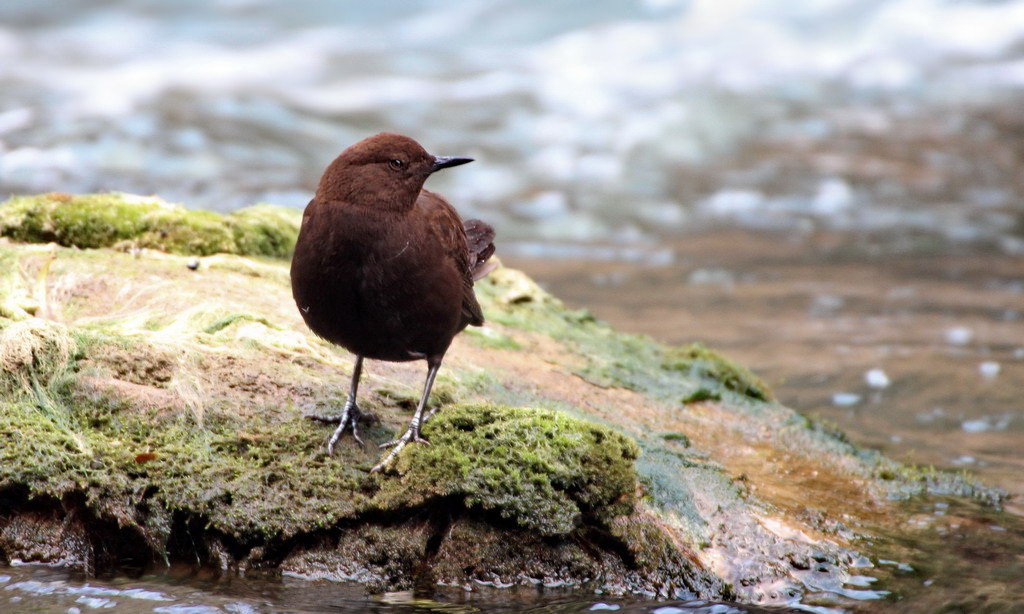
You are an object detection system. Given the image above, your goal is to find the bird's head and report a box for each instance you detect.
[316,133,473,209]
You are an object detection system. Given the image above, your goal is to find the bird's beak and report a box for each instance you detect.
[431,156,474,173]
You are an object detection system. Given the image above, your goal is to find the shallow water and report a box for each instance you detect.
[3,495,1022,613]
[0,563,788,614]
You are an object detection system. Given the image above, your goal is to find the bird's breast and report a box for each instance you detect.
[290,204,463,360]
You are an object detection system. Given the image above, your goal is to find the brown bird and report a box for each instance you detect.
[290,133,496,472]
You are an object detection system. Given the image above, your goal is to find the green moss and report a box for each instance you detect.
[0,322,375,539]
[661,432,691,446]
[0,388,374,540]
[0,392,643,543]
[374,404,640,536]
[0,193,301,258]
[663,343,773,402]
[135,208,237,255]
[0,322,644,544]
[2,194,149,248]
[682,387,721,403]
[229,205,303,259]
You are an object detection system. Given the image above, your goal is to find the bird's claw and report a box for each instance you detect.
[370,428,429,472]
[305,400,363,453]
[378,431,429,449]
[328,419,364,454]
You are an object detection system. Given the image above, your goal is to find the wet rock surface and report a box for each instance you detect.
[0,194,1009,611]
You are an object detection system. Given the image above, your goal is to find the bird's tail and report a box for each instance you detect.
[464,219,497,281]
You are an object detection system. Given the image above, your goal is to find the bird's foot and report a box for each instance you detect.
[378,431,429,449]
[304,399,363,453]
[371,427,429,473]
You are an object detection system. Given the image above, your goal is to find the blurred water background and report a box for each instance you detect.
[0,0,1022,610]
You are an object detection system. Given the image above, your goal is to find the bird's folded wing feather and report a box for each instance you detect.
[463,218,496,280]
[418,189,485,326]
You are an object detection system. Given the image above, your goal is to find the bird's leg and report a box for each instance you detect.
[420,404,442,427]
[372,357,442,472]
[305,355,364,453]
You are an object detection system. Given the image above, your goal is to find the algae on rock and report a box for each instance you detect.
[475,267,771,403]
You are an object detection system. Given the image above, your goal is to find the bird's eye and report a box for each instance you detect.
[388,159,404,170]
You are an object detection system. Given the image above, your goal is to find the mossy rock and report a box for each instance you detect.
[0,354,641,542]
[0,388,371,540]
[0,193,301,258]
[0,199,1008,604]
[664,342,773,402]
[374,404,640,536]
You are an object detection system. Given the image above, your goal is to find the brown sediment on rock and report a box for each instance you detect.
[282,520,436,593]
[75,376,185,415]
[0,193,1006,609]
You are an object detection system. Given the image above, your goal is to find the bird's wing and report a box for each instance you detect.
[418,189,485,326]
[463,218,496,280]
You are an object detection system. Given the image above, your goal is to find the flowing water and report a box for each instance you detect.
[1,0,1022,611]
[0,563,790,613]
